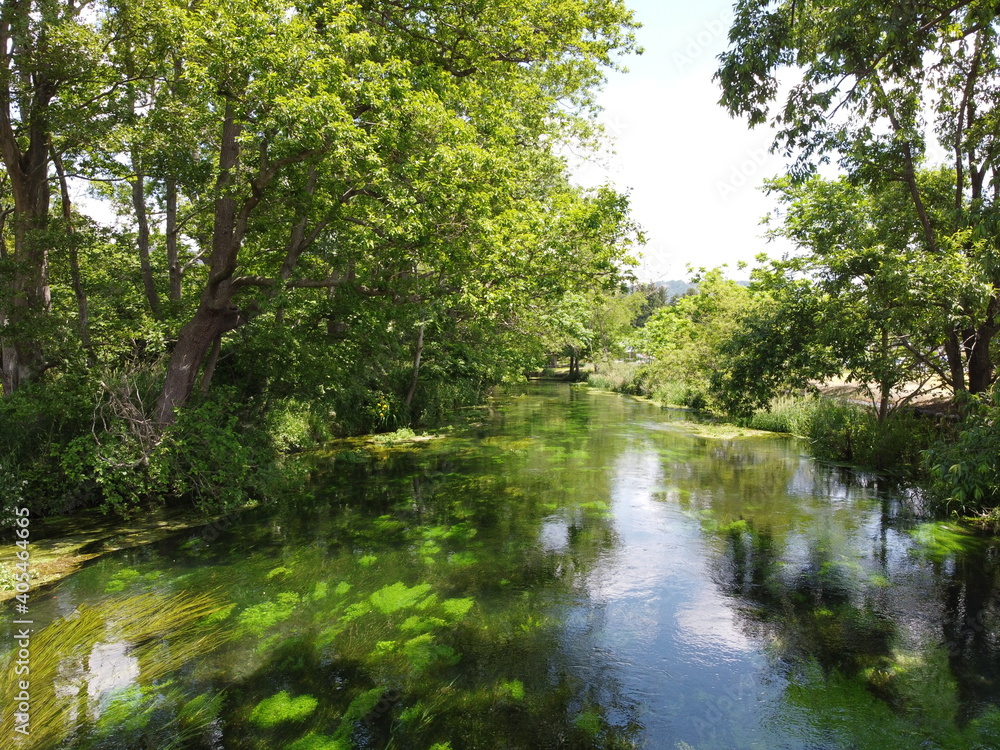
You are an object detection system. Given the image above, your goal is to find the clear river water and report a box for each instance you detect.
[4,382,1000,749]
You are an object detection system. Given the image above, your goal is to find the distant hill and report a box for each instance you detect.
[653,279,696,298]
[651,279,750,298]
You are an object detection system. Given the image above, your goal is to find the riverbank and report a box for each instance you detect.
[0,426,451,602]
[580,360,945,481]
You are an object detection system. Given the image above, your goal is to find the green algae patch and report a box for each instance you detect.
[370,582,434,614]
[237,592,301,636]
[908,522,986,561]
[682,421,788,440]
[286,733,348,750]
[0,502,259,601]
[249,691,318,727]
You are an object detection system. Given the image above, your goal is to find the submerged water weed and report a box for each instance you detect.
[499,679,525,701]
[284,731,348,750]
[369,582,433,615]
[249,691,319,727]
[573,709,603,737]
[237,592,301,636]
[0,592,228,749]
[908,522,985,561]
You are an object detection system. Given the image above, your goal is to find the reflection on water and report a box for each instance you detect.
[4,383,1000,749]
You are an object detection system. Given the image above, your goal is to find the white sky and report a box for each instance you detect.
[574,0,793,282]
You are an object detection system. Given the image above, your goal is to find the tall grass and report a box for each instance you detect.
[586,362,643,394]
[747,395,937,473]
[746,394,822,435]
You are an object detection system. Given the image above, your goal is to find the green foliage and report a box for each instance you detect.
[631,269,761,411]
[748,396,935,472]
[586,361,642,394]
[718,2,1000,398]
[1,0,643,519]
[923,392,1000,515]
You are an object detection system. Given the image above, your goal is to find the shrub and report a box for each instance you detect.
[747,394,936,473]
[923,392,1000,516]
[586,361,642,393]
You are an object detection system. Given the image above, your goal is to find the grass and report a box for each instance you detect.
[586,362,643,393]
[0,592,229,749]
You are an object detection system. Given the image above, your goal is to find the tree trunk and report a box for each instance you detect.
[132,170,161,317]
[945,331,966,393]
[156,291,242,423]
[1,142,52,395]
[404,321,426,408]
[52,146,90,351]
[877,327,890,424]
[156,101,249,424]
[967,325,996,395]
[166,178,182,303]
[199,334,223,395]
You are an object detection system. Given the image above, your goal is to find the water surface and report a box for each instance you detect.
[5,383,1000,749]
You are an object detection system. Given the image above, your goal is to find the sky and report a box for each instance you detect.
[573,0,794,282]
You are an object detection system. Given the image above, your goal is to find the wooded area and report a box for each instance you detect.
[0,0,641,514]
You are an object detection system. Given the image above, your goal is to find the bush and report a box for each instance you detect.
[923,392,1000,516]
[643,379,705,409]
[586,361,642,393]
[747,395,935,473]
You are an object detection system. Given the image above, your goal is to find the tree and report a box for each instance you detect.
[717,0,1000,395]
[143,0,640,423]
[716,174,957,422]
[638,268,761,409]
[0,0,118,393]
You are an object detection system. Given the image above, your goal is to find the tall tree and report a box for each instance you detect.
[717,0,1000,394]
[149,0,639,423]
[0,1,87,392]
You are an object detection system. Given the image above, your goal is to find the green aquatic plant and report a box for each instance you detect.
[0,592,228,750]
[441,597,474,620]
[573,709,602,737]
[334,581,352,596]
[370,427,418,444]
[249,690,318,727]
[103,567,142,592]
[285,732,348,750]
[402,633,459,672]
[236,592,300,636]
[370,582,433,615]
[311,581,329,600]
[86,686,225,750]
[908,523,984,561]
[499,679,525,701]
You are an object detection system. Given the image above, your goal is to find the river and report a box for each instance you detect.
[4,383,1000,749]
